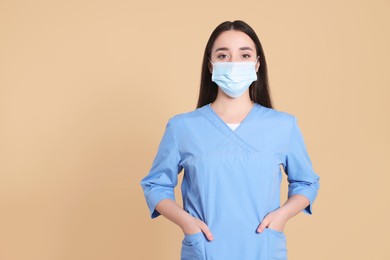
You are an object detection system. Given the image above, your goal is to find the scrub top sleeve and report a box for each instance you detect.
[284,116,320,215]
[140,118,183,219]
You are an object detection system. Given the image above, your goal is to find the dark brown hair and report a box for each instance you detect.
[196,20,273,109]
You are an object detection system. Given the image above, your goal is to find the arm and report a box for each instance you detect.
[257,116,320,233]
[140,119,213,240]
[278,194,311,221]
[155,199,214,240]
[256,195,310,233]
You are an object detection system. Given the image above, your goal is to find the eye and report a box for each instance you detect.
[242,53,251,59]
[216,53,230,60]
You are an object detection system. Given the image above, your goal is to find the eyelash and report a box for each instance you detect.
[216,53,252,59]
[217,54,229,59]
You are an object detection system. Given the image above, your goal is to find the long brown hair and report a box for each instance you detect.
[196,20,273,109]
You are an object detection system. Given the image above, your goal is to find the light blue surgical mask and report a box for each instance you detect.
[210,60,258,98]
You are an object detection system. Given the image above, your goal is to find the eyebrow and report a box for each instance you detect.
[214,47,254,52]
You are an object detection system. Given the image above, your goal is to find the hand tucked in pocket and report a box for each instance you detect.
[256,208,288,233]
[181,215,214,241]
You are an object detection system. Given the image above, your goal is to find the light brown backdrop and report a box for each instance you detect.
[1,0,389,259]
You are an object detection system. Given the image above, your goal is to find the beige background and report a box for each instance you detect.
[1,0,389,259]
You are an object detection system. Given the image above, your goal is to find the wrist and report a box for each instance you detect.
[178,212,194,230]
[275,207,291,222]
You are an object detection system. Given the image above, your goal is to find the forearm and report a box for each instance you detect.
[155,198,192,230]
[278,194,310,221]
[155,198,214,239]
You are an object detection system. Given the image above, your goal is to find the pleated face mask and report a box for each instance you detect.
[211,61,258,98]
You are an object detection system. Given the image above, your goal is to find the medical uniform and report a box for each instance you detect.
[140,103,320,260]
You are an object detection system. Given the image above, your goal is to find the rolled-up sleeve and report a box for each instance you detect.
[284,116,320,215]
[140,118,183,219]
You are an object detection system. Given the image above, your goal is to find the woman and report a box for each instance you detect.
[140,20,320,260]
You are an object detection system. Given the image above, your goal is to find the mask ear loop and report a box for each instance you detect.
[255,56,260,65]
[208,58,215,74]
[254,56,260,74]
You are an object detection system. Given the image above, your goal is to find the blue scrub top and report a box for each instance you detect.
[140,103,320,260]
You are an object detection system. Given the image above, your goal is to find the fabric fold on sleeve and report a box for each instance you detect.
[140,118,183,219]
[284,116,320,215]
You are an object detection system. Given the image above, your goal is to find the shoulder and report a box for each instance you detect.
[257,104,296,124]
[165,105,206,131]
[168,108,200,123]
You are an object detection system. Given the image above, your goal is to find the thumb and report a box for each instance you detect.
[200,224,214,241]
[257,220,269,233]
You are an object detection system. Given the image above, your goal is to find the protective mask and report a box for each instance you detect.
[211,61,258,98]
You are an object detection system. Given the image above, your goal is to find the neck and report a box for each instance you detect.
[210,90,254,114]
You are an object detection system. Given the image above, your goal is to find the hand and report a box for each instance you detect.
[256,208,288,233]
[181,215,214,241]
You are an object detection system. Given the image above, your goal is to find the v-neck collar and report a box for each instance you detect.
[206,102,259,134]
[197,102,260,152]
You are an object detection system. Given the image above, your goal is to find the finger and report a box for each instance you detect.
[256,220,269,233]
[201,225,214,241]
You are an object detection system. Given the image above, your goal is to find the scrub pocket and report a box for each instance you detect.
[266,227,288,260]
[181,232,206,260]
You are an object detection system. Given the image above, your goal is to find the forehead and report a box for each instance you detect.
[212,30,256,51]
